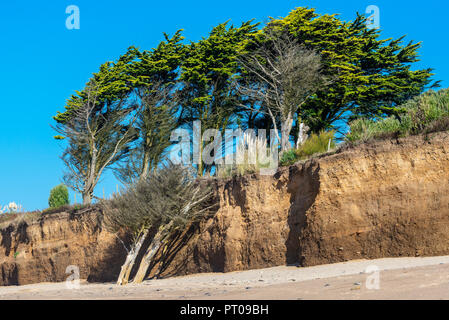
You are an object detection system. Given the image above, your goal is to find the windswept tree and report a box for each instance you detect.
[54,81,136,204]
[179,21,258,175]
[103,162,215,285]
[237,29,328,152]
[115,32,184,183]
[115,87,178,183]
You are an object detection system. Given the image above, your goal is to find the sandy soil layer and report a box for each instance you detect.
[1,256,449,300]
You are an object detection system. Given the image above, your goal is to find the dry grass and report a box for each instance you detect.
[0,211,42,229]
[0,204,95,229]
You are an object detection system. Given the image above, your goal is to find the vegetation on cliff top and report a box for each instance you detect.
[346,89,449,143]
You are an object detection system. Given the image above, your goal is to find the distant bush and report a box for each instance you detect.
[48,184,69,208]
[280,130,336,166]
[346,89,449,143]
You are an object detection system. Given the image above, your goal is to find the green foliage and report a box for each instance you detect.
[180,21,258,175]
[279,149,299,167]
[53,6,439,183]
[54,31,185,125]
[344,117,405,143]
[280,131,336,166]
[115,32,185,182]
[48,184,70,208]
[255,7,438,133]
[346,89,449,143]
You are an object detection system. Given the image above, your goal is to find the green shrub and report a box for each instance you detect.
[279,149,298,167]
[280,131,336,166]
[346,89,449,143]
[48,184,70,208]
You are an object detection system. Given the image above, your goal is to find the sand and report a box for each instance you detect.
[1,256,449,300]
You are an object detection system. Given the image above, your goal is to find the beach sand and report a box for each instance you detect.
[1,256,449,300]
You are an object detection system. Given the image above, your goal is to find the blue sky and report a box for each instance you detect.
[0,0,447,211]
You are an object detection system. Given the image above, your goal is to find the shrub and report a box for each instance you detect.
[346,89,449,143]
[279,149,298,167]
[102,162,216,284]
[280,130,336,166]
[103,162,214,240]
[345,117,406,143]
[48,184,70,208]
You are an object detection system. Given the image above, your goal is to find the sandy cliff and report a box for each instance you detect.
[151,132,449,277]
[1,132,449,285]
[0,208,126,285]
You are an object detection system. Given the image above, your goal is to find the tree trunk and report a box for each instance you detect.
[82,190,92,205]
[133,223,172,284]
[140,136,152,180]
[198,140,204,177]
[116,230,149,285]
[280,115,293,152]
[296,122,309,149]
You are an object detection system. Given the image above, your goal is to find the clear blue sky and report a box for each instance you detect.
[0,0,447,211]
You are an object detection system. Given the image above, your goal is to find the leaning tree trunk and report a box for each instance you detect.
[132,222,173,284]
[117,229,149,285]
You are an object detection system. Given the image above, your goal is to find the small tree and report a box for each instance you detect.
[103,162,215,285]
[48,184,70,208]
[54,80,137,204]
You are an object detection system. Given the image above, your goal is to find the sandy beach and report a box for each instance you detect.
[1,256,449,300]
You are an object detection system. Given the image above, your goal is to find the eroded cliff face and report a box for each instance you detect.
[0,208,126,286]
[149,132,449,277]
[2,132,449,285]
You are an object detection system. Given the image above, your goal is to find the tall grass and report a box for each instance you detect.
[216,131,275,178]
[346,89,449,143]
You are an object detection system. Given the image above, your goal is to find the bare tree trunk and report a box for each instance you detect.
[133,222,173,283]
[296,122,309,149]
[280,114,293,152]
[82,187,93,205]
[117,230,149,285]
